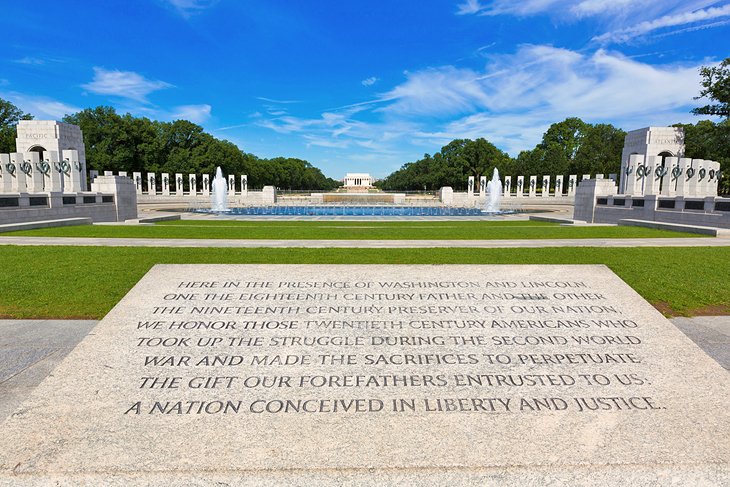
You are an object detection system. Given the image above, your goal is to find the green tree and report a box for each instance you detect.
[692,57,730,118]
[379,138,511,191]
[0,97,32,153]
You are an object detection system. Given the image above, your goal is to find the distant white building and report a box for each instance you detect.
[343,173,373,188]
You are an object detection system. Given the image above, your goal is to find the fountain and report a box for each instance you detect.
[210,166,229,212]
[484,167,503,213]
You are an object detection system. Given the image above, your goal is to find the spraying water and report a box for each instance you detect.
[485,167,503,213]
[211,167,229,212]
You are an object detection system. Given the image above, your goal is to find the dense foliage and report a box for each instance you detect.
[0,98,32,153]
[377,138,512,191]
[378,118,626,191]
[61,107,340,190]
[692,57,730,118]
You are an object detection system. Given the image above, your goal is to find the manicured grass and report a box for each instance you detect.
[0,245,727,319]
[1,219,704,240]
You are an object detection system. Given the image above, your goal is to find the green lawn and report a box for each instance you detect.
[1,219,704,240]
[0,245,727,319]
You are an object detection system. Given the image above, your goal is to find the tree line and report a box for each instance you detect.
[377,117,728,194]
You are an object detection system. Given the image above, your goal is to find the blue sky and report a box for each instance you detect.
[1,1,729,179]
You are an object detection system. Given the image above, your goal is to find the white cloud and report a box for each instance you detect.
[258,45,706,159]
[82,67,172,103]
[171,104,212,123]
[256,96,301,104]
[14,57,46,66]
[456,0,730,44]
[594,4,730,43]
[163,0,217,16]
[456,0,484,15]
[1,92,81,120]
[361,77,379,86]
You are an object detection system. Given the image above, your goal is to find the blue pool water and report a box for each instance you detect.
[195,206,513,216]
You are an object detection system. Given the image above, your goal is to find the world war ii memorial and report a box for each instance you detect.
[0,1,729,485]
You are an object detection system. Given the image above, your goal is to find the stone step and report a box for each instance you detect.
[0,217,92,233]
[138,214,181,224]
[618,219,730,236]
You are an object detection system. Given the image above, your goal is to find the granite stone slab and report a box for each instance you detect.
[0,264,728,485]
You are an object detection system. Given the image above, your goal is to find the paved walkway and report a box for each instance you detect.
[1,235,729,248]
[0,317,728,422]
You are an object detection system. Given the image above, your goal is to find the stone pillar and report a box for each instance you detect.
[528,176,537,197]
[24,152,44,193]
[696,161,709,197]
[467,176,474,196]
[261,185,276,204]
[202,174,210,196]
[103,171,113,176]
[675,158,692,197]
[567,175,577,196]
[642,156,661,196]
[0,154,13,193]
[555,175,563,196]
[504,176,511,197]
[686,159,700,197]
[90,175,138,221]
[133,172,143,194]
[516,176,524,197]
[63,150,83,192]
[479,176,486,197]
[595,173,604,180]
[40,151,60,192]
[118,171,128,177]
[707,161,721,196]
[175,173,184,196]
[662,157,679,196]
[189,174,197,195]
[228,175,236,194]
[161,173,170,196]
[573,179,618,223]
[241,175,248,195]
[608,173,617,182]
[10,153,26,192]
[625,154,644,196]
[147,173,156,195]
[581,174,591,182]
[89,170,99,182]
[542,175,550,197]
[439,186,453,205]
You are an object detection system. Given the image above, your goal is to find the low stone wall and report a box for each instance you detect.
[573,179,730,228]
[0,193,119,225]
[0,175,137,224]
[137,187,276,207]
[591,195,730,228]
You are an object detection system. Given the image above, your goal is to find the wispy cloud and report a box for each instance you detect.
[594,4,730,43]
[361,77,379,86]
[256,96,301,104]
[456,0,730,44]
[13,57,46,66]
[456,0,485,15]
[163,0,218,16]
[82,67,172,103]
[1,92,81,120]
[257,45,705,160]
[171,104,212,123]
